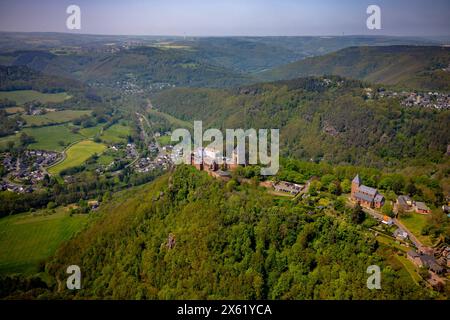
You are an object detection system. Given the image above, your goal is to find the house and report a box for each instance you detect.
[407,250,443,274]
[396,195,414,212]
[393,228,408,240]
[273,181,304,195]
[382,215,393,226]
[415,202,431,215]
[351,175,385,209]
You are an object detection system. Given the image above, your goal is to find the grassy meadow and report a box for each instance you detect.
[0,207,88,274]
[22,110,91,127]
[23,124,84,151]
[48,140,107,175]
[101,123,131,144]
[0,90,71,104]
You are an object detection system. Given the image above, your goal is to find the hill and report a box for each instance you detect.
[258,46,450,91]
[152,76,450,167]
[12,166,429,299]
[0,47,253,88]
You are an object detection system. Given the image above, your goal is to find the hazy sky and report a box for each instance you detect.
[0,0,449,36]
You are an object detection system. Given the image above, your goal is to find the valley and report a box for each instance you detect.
[0,32,449,300]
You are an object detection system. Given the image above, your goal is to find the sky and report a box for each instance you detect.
[0,0,449,36]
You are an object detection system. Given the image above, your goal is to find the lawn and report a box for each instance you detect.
[0,90,71,104]
[396,255,422,285]
[399,213,433,246]
[23,124,84,151]
[101,123,131,144]
[0,208,88,275]
[48,140,107,175]
[22,110,91,127]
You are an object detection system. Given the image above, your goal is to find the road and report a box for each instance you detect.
[346,197,428,253]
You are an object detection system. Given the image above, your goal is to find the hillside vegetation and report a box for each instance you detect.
[152,76,450,167]
[258,46,450,91]
[34,166,430,299]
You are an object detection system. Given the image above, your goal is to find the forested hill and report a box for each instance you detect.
[38,166,428,299]
[257,46,450,91]
[152,76,450,168]
[0,47,253,88]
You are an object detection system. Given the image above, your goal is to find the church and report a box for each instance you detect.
[351,175,385,209]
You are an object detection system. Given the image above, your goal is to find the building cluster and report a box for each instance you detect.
[377,89,450,110]
[351,175,385,209]
[1,150,60,193]
[407,250,444,274]
[396,195,431,215]
[189,147,241,179]
[134,154,172,173]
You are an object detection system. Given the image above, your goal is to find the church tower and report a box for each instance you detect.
[351,175,361,198]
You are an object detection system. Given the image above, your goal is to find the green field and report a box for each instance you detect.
[23,124,84,151]
[156,135,172,146]
[22,110,91,127]
[0,208,88,274]
[101,123,131,143]
[0,90,71,104]
[97,153,115,166]
[399,213,432,246]
[148,109,193,130]
[79,124,104,138]
[48,140,107,175]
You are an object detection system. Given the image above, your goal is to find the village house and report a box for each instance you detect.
[351,175,385,209]
[414,201,431,215]
[382,215,393,226]
[393,228,408,241]
[396,195,432,215]
[407,250,444,274]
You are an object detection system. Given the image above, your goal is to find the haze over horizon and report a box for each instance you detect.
[0,0,449,37]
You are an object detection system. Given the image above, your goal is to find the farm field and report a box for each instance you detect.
[22,110,91,127]
[23,124,84,151]
[399,213,433,246]
[0,90,71,104]
[101,123,131,143]
[0,207,88,274]
[48,140,107,175]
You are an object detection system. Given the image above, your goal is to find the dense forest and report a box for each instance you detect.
[1,166,435,299]
[152,76,450,167]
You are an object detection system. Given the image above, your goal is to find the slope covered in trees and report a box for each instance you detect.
[258,46,450,91]
[16,166,429,299]
[152,76,450,167]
